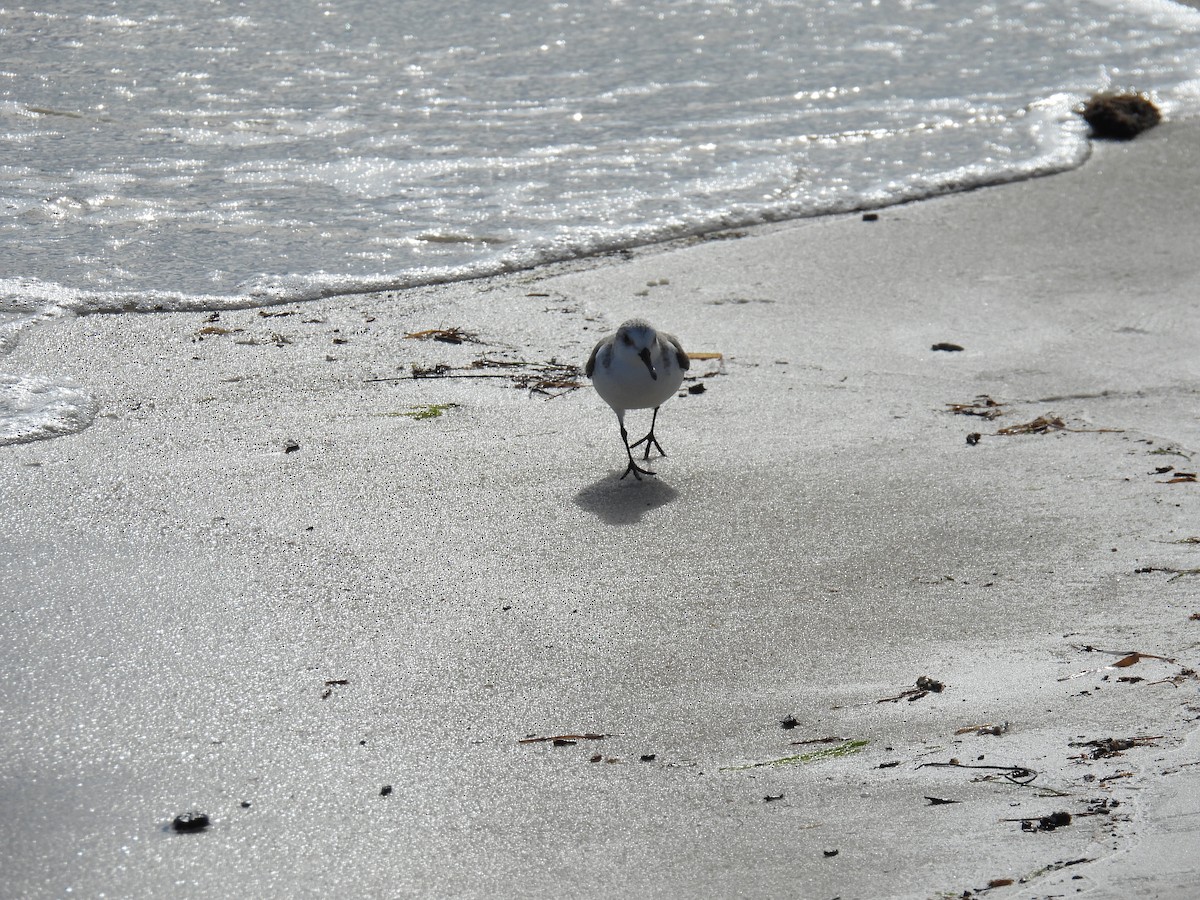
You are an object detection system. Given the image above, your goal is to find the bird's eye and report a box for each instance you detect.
[621,333,634,346]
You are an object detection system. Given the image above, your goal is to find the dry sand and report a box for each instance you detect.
[2,120,1199,899]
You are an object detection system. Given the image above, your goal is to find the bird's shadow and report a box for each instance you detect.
[572,471,679,526]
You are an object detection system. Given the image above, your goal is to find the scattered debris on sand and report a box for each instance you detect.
[368,358,584,398]
[1059,645,1196,683]
[402,326,483,344]
[320,678,350,699]
[996,414,1122,436]
[947,395,1005,419]
[1134,566,1200,582]
[171,811,211,833]
[720,739,869,772]
[917,760,1039,786]
[519,733,609,745]
[1069,736,1162,759]
[391,403,459,421]
[878,676,945,703]
[1010,810,1073,832]
[955,722,1010,737]
[790,735,851,747]
[998,414,1067,435]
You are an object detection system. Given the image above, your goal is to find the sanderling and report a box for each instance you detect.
[586,318,689,480]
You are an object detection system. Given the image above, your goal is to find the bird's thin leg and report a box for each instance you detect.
[619,420,655,480]
[628,406,667,460]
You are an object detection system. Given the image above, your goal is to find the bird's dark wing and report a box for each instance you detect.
[585,336,607,378]
[663,332,690,371]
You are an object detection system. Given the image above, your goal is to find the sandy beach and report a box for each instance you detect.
[2,119,1199,899]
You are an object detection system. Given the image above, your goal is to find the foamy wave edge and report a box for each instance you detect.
[0,374,98,447]
[0,94,1104,319]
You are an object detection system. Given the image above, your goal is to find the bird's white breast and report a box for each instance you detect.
[592,341,685,411]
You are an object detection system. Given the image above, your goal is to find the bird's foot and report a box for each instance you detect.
[629,431,666,461]
[620,458,657,481]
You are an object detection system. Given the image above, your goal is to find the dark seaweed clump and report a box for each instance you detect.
[1080,91,1161,141]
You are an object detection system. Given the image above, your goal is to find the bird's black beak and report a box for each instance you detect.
[639,347,657,380]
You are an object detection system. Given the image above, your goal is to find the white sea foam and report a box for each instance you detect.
[2,0,1200,443]
[0,373,97,447]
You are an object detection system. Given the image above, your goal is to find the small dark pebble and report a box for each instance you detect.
[284,441,300,453]
[687,382,706,395]
[862,212,879,221]
[779,715,800,730]
[171,811,211,833]
[878,761,900,769]
[763,794,785,802]
[240,801,251,809]
[1022,810,1072,832]
[639,754,657,763]
[931,342,964,352]
[966,432,982,446]
[589,754,603,763]
[823,849,840,858]
[380,785,393,797]
[1080,91,1160,140]
[916,675,945,693]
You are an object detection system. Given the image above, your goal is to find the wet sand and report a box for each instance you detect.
[2,120,1198,899]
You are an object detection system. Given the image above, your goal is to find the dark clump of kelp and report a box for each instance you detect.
[1079,91,1161,141]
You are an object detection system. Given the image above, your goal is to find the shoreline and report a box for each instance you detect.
[2,120,1199,898]
[0,102,1186,324]
[0,102,1114,319]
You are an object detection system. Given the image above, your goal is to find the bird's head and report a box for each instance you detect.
[616,319,658,380]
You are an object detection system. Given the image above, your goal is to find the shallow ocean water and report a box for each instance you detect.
[2,0,1200,441]
[4,0,1200,312]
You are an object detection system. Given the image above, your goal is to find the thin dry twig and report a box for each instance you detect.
[1135,566,1200,582]
[996,414,1123,435]
[402,326,483,344]
[1058,646,1180,681]
[518,733,609,744]
[365,358,584,398]
[917,760,1039,785]
[946,396,1005,420]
